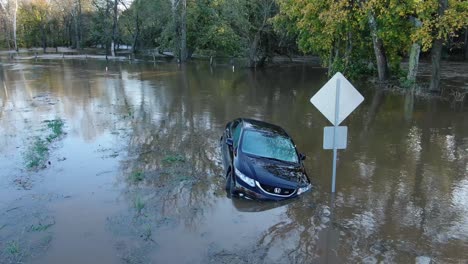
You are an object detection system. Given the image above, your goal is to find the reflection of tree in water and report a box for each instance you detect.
[228,92,468,263]
[113,64,226,233]
[332,95,468,262]
[210,195,327,263]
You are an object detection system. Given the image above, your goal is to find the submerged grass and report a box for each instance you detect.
[133,197,145,215]
[4,240,23,263]
[27,221,55,232]
[44,119,65,142]
[142,225,153,242]
[5,240,21,257]
[23,119,65,170]
[24,138,49,169]
[162,154,185,164]
[129,170,144,183]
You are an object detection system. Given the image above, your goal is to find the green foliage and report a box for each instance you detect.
[187,0,242,56]
[17,0,50,48]
[399,77,416,89]
[276,0,467,79]
[2,0,466,76]
[88,0,114,49]
[412,0,468,51]
[118,0,172,51]
[332,55,375,80]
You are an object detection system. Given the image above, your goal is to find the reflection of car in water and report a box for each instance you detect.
[220,118,311,201]
[231,197,295,212]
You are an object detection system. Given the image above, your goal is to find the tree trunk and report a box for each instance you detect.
[78,0,82,48]
[180,0,187,62]
[429,39,443,93]
[13,0,18,51]
[1,16,10,50]
[407,18,422,83]
[464,27,468,61]
[368,13,389,82]
[345,31,353,70]
[73,14,79,49]
[429,0,448,93]
[105,0,111,57]
[131,0,140,54]
[248,33,260,68]
[407,43,421,82]
[171,0,180,60]
[41,25,46,53]
[111,0,118,57]
[328,42,334,76]
[74,0,81,49]
[68,19,73,47]
[132,16,139,54]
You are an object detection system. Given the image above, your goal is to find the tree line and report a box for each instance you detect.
[0,0,467,92]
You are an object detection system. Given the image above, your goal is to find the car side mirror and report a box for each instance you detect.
[299,153,306,161]
[226,138,233,146]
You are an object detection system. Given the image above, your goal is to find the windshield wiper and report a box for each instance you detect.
[258,156,290,163]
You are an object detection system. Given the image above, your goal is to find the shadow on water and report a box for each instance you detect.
[0,60,467,263]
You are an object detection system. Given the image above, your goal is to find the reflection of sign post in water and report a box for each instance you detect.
[310,72,364,193]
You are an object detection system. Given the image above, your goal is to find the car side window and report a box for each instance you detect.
[231,122,242,147]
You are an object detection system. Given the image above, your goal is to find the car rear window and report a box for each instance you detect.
[241,130,298,163]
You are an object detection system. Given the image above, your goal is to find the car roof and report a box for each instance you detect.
[239,118,289,137]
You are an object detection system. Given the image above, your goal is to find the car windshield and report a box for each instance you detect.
[241,130,298,163]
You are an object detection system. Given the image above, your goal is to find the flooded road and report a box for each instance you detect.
[0,59,467,263]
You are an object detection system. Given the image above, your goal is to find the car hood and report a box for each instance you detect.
[237,154,308,189]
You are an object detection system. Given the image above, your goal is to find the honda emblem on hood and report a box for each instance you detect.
[274,188,281,194]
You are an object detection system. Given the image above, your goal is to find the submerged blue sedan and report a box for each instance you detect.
[220,118,311,201]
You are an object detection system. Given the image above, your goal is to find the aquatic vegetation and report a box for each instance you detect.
[4,240,24,263]
[44,119,65,142]
[23,119,65,170]
[133,197,145,215]
[27,220,55,232]
[162,154,185,164]
[24,138,49,169]
[5,241,20,255]
[129,171,145,183]
[142,225,153,242]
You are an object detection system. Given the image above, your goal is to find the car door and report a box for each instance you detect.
[221,124,231,173]
[222,120,241,174]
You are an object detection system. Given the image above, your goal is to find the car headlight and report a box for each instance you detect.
[234,167,255,187]
[297,184,311,195]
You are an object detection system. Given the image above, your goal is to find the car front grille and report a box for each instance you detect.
[257,182,296,197]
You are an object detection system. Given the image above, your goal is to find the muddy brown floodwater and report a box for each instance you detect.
[0,59,467,264]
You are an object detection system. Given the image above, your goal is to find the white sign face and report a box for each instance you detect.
[323,126,347,149]
[310,72,364,126]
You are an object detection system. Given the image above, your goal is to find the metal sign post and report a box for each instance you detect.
[331,79,340,193]
[310,72,364,193]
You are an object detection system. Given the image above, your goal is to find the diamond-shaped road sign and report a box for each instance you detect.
[310,72,364,193]
[310,72,364,126]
